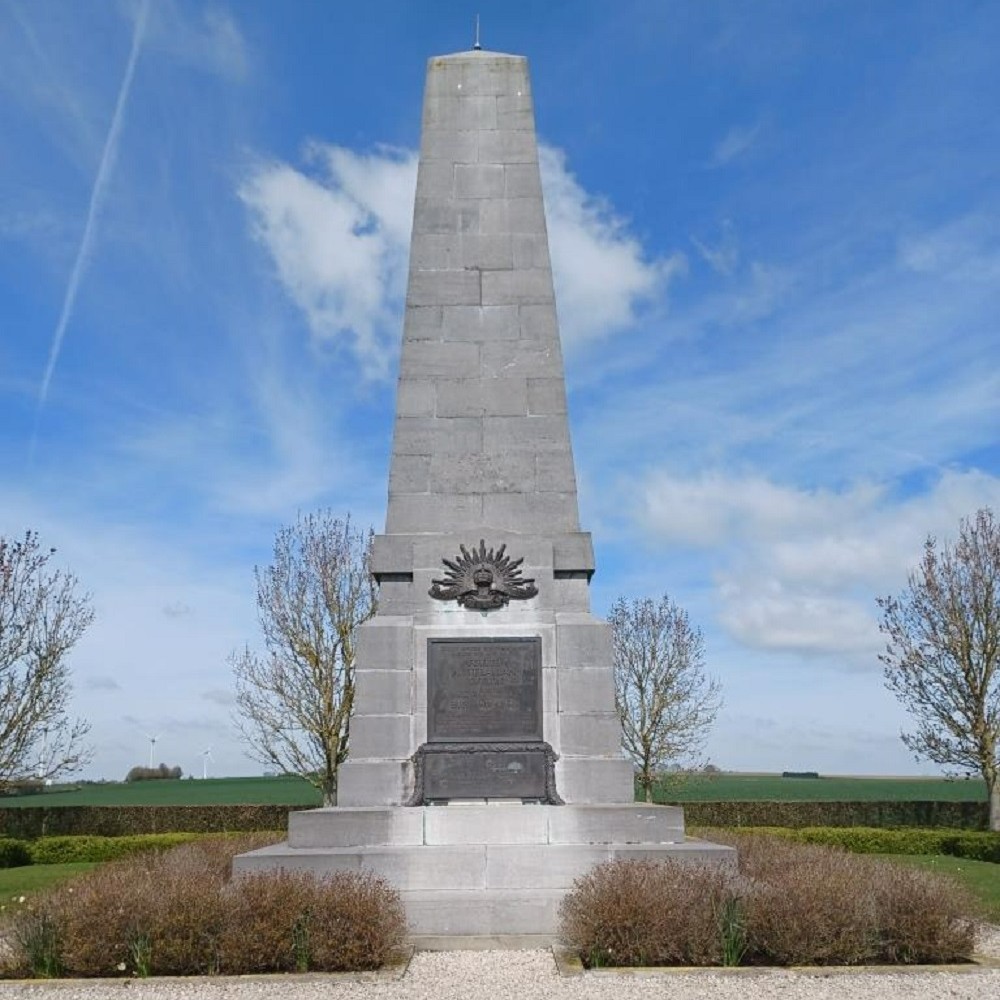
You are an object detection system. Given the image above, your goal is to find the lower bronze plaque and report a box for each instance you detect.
[423,748,547,801]
[428,637,541,742]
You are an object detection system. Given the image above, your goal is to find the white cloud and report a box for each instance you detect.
[239,141,681,374]
[239,147,416,378]
[538,145,685,347]
[639,468,1000,660]
[692,219,740,276]
[710,122,762,167]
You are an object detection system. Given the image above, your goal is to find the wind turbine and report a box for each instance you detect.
[145,734,161,769]
[201,746,213,780]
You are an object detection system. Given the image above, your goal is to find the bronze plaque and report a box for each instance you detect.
[427,637,542,743]
[422,748,548,801]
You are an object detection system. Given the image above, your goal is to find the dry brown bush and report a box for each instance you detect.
[308,870,408,971]
[560,835,978,967]
[558,859,732,967]
[2,834,406,978]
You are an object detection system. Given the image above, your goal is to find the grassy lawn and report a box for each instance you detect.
[0,863,98,904]
[884,854,1000,922]
[654,773,988,803]
[0,775,322,808]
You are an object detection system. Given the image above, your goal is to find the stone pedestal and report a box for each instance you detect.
[234,803,734,939]
[235,46,735,941]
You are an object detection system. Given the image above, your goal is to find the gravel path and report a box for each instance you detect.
[0,929,998,1000]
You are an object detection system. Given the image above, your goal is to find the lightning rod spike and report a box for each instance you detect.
[473,14,482,50]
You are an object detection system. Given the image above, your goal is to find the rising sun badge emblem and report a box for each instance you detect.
[428,539,538,611]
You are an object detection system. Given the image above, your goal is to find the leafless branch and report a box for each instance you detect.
[610,594,721,802]
[231,512,376,805]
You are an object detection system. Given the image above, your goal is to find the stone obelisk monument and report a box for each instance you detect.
[236,46,732,941]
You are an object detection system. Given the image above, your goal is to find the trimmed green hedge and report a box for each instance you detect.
[702,826,1000,863]
[0,804,291,839]
[27,833,204,864]
[0,837,32,868]
[681,799,990,830]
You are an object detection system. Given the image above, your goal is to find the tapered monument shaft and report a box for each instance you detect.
[338,49,634,807]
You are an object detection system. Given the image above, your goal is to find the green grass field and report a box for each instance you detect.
[0,775,323,808]
[886,855,1000,921]
[654,773,988,802]
[0,772,988,809]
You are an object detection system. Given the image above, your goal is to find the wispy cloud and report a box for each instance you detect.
[710,121,762,167]
[239,140,682,373]
[36,0,150,409]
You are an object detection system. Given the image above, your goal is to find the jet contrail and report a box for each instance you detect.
[37,0,150,407]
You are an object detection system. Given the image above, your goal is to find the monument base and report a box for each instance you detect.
[233,803,736,939]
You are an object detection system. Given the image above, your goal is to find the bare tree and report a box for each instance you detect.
[878,507,1000,830]
[232,512,376,805]
[0,531,92,788]
[609,594,721,802]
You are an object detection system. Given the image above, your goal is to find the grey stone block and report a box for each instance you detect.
[392,416,482,455]
[612,841,737,870]
[555,758,635,804]
[484,844,611,889]
[478,130,537,164]
[349,714,413,759]
[355,670,412,715]
[557,668,616,714]
[400,341,481,379]
[547,804,685,846]
[481,340,562,378]
[497,94,535,131]
[441,304,519,341]
[458,233,513,270]
[535,452,577,491]
[355,619,414,671]
[407,269,481,306]
[370,535,414,576]
[556,617,613,668]
[420,128,478,164]
[506,197,547,233]
[481,269,555,306]
[483,414,572,453]
[374,578,418,616]
[559,713,624,757]
[403,888,560,937]
[288,807,424,849]
[549,576,591,614]
[424,804,549,846]
[454,163,505,198]
[412,197,480,235]
[337,760,410,807]
[512,234,551,270]
[386,493,485,534]
[409,234,460,270]
[430,451,535,494]
[415,162,455,200]
[526,379,566,417]
[482,492,580,533]
[403,305,443,339]
[518,304,560,342]
[504,164,543,198]
[552,534,595,574]
[388,453,431,494]
[436,377,527,417]
[431,454,535,495]
[424,95,497,131]
[395,379,436,417]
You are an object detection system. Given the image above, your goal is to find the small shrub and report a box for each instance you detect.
[559,859,732,967]
[0,837,32,868]
[560,836,978,968]
[1,834,406,978]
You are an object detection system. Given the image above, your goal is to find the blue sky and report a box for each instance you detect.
[2,0,998,782]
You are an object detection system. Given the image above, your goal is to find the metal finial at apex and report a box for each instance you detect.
[473,14,482,50]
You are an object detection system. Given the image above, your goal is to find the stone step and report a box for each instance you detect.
[287,802,686,849]
[233,838,734,895]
